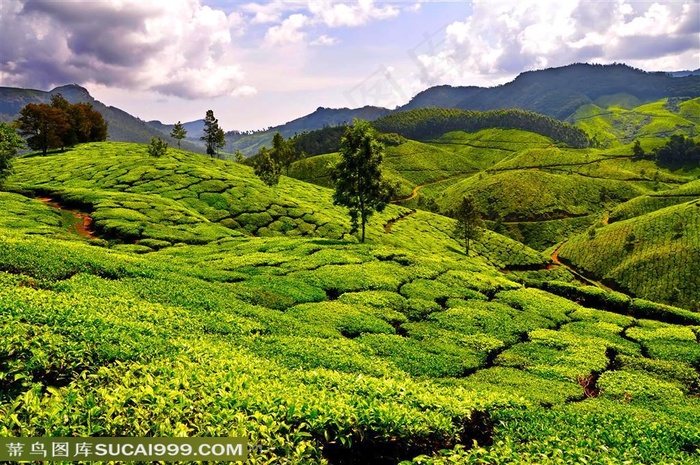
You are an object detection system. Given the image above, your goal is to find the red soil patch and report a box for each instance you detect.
[37,197,97,239]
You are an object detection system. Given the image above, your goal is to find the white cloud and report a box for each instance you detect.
[260,0,404,46]
[310,34,339,46]
[231,85,258,97]
[265,13,309,45]
[410,0,700,87]
[307,0,399,28]
[0,0,253,99]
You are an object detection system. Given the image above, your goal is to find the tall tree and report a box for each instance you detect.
[0,122,25,184]
[49,94,107,147]
[16,103,70,156]
[453,196,483,255]
[271,132,297,176]
[254,147,281,186]
[69,102,108,144]
[200,110,226,157]
[170,121,187,149]
[331,119,391,242]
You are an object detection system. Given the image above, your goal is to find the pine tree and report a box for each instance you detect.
[170,121,187,149]
[331,119,391,242]
[200,110,226,157]
[453,196,483,255]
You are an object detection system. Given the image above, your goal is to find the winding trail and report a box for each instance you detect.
[37,197,97,239]
[393,185,425,203]
[551,241,613,291]
[384,210,416,234]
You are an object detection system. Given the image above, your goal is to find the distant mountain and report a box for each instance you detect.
[400,63,700,120]
[224,105,391,155]
[147,119,206,141]
[0,84,204,153]
[667,69,700,77]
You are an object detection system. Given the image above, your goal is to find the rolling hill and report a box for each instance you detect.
[290,98,700,251]
[0,85,204,154]
[1,141,699,463]
[557,198,700,309]
[400,63,700,120]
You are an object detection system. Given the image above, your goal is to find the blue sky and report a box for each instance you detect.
[1,0,698,130]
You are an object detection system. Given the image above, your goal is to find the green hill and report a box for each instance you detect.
[558,200,700,309]
[289,104,699,250]
[401,63,700,120]
[570,97,699,148]
[1,141,699,463]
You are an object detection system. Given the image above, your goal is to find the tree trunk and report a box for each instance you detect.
[361,216,366,243]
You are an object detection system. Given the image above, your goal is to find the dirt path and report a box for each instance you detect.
[394,185,425,203]
[37,197,97,239]
[384,210,416,234]
[551,241,613,291]
[602,211,610,226]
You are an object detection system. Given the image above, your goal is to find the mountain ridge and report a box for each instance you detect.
[0,84,205,154]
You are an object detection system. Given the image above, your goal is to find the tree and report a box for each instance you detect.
[0,122,25,184]
[632,140,645,159]
[201,110,226,157]
[147,137,168,157]
[331,119,391,242]
[254,147,281,186]
[452,196,483,255]
[49,94,107,147]
[69,102,108,143]
[271,132,297,176]
[16,103,70,155]
[170,121,187,149]
[654,134,700,167]
[234,150,245,163]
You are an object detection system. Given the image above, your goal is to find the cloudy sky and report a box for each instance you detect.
[1,0,698,130]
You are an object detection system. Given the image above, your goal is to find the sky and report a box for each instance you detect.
[1,0,699,131]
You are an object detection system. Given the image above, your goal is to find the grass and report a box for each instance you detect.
[0,140,699,463]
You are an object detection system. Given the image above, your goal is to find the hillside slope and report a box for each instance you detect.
[0,141,699,463]
[558,200,700,309]
[401,63,700,120]
[0,85,204,153]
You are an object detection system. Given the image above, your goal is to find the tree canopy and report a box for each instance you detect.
[654,135,700,167]
[332,119,391,242]
[170,121,187,149]
[201,110,226,157]
[254,147,281,186]
[452,196,483,255]
[0,122,25,184]
[14,94,107,155]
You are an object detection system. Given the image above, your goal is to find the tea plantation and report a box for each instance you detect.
[1,142,699,463]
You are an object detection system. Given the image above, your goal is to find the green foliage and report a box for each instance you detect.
[0,123,24,183]
[253,147,281,186]
[559,200,700,308]
[654,134,700,167]
[15,103,70,155]
[147,137,168,158]
[452,196,483,255]
[169,121,187,149]
[373,107,591,148]
[1,140,699,463]
[332,119,391,242]
[200,110,226,157]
